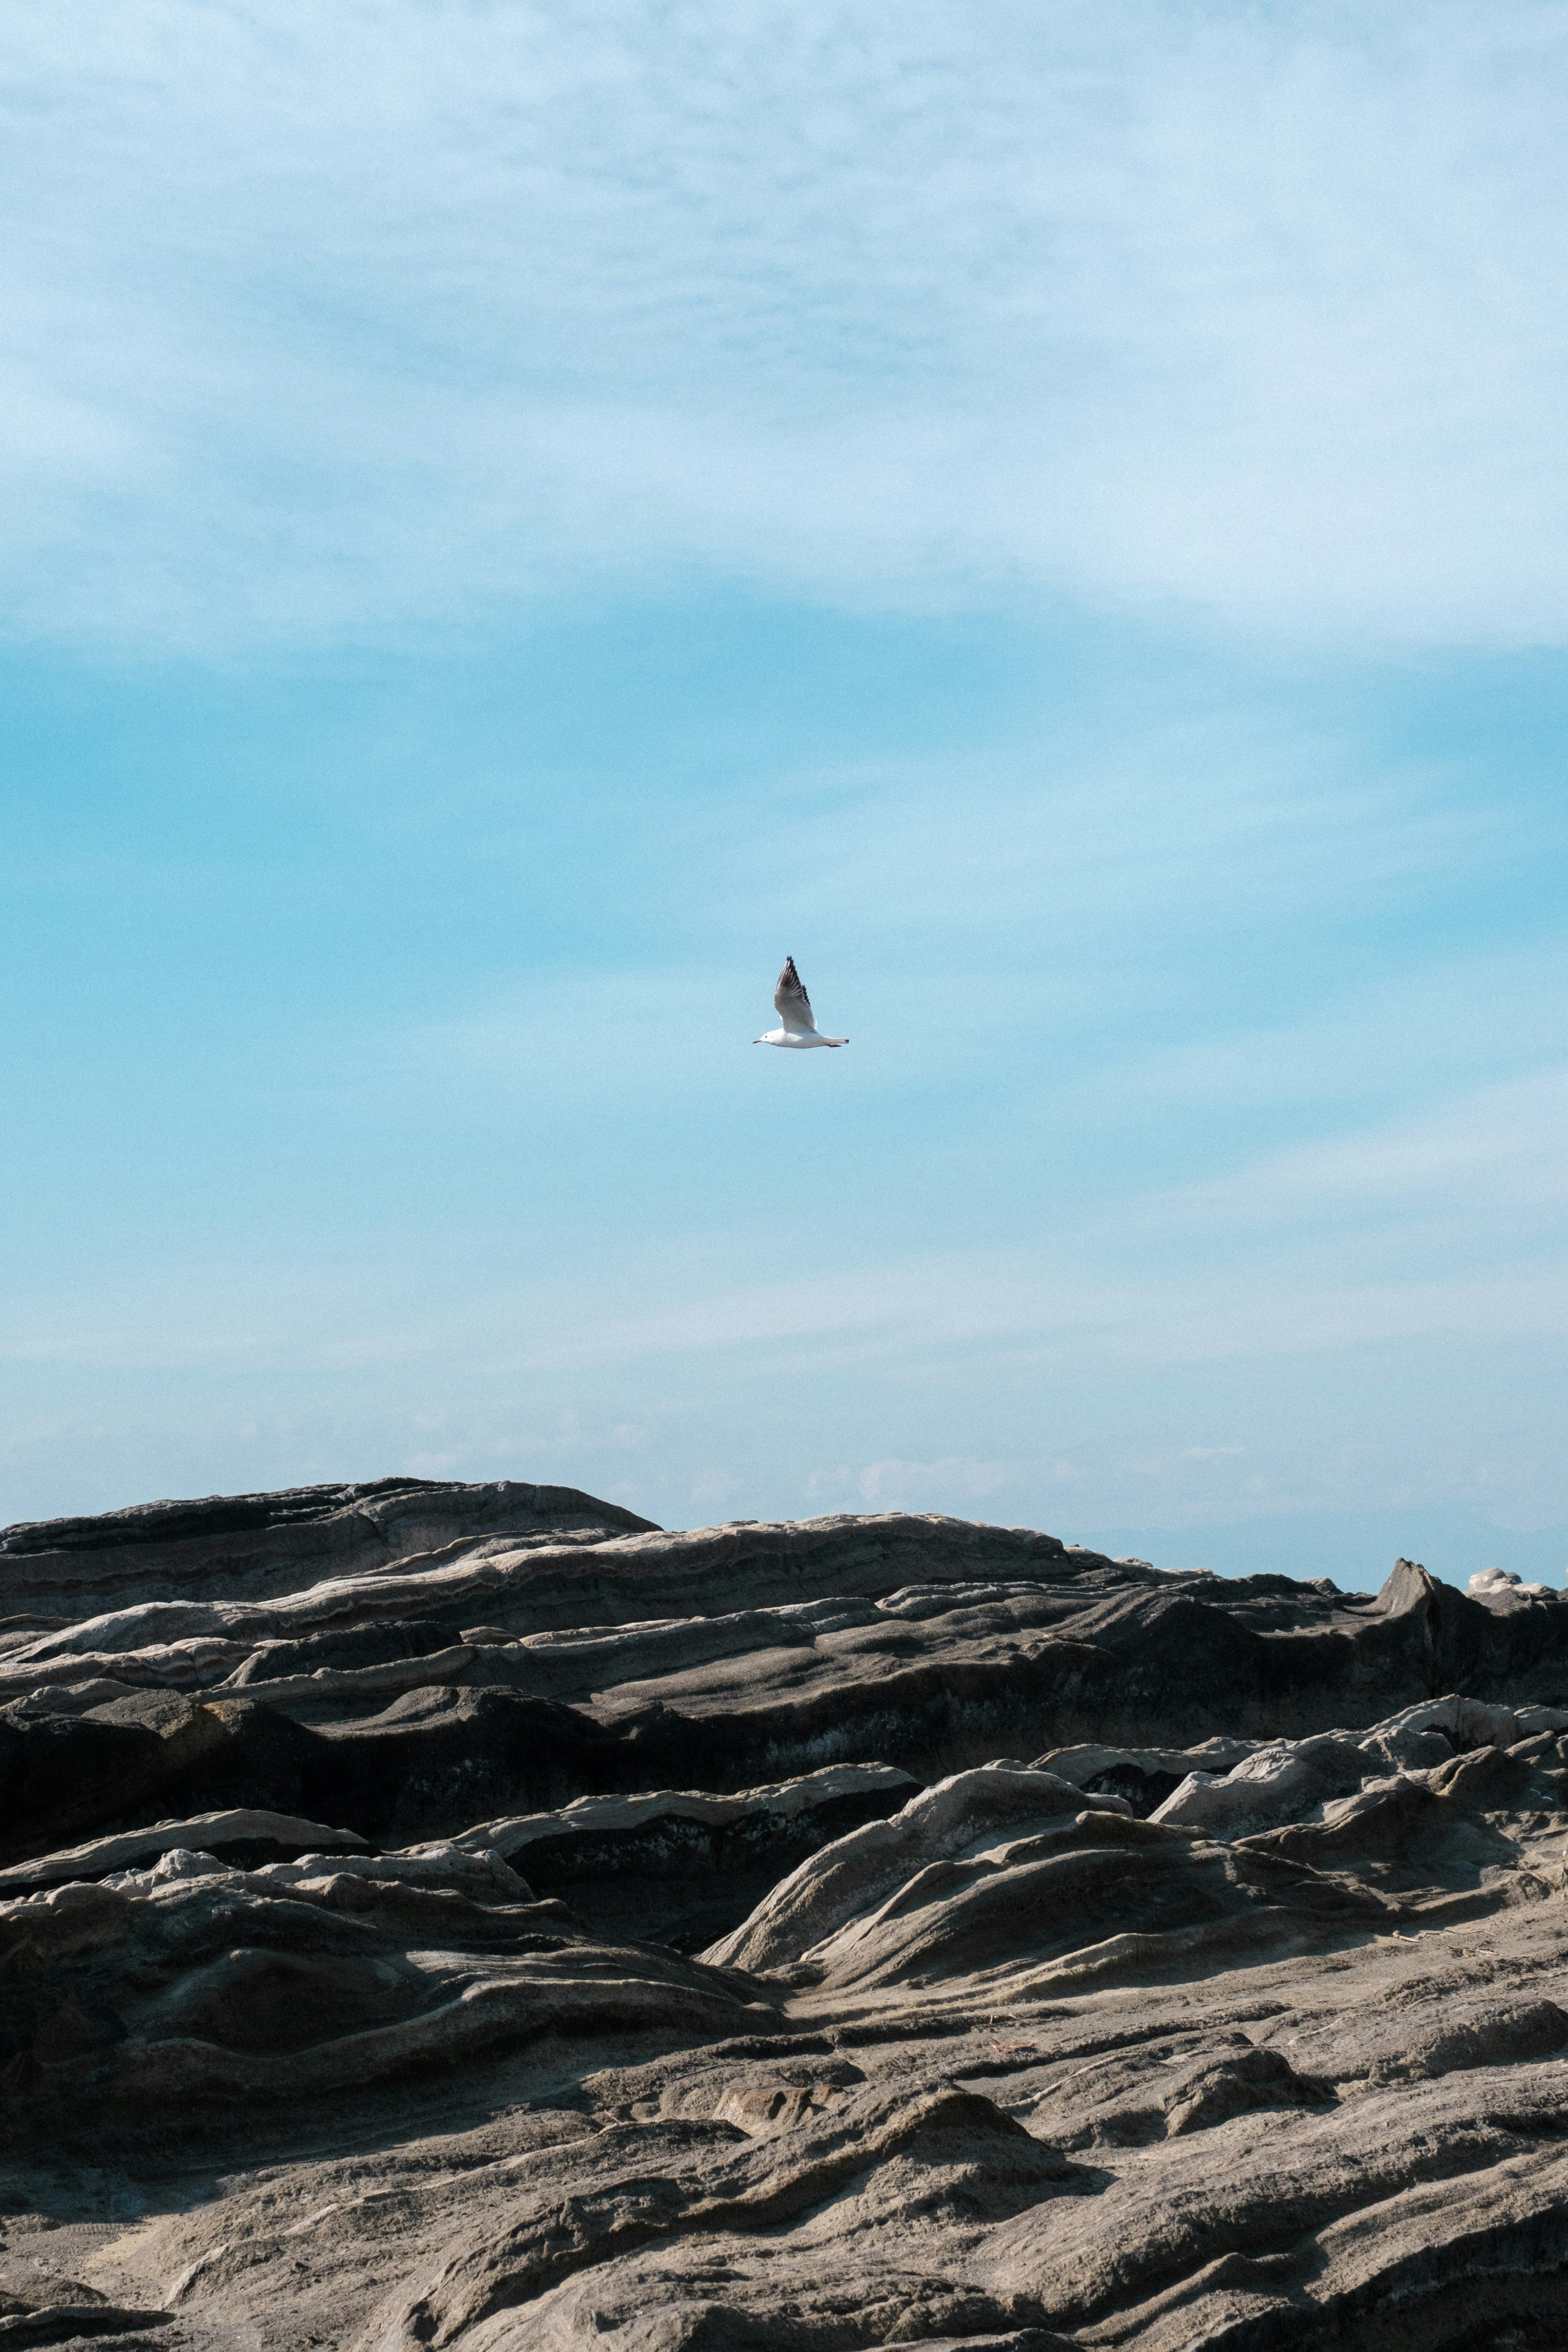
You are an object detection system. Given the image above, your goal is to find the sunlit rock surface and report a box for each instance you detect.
[3,1483,1568,2346]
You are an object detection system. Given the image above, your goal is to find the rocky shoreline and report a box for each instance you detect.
[3,1479,1567,2347]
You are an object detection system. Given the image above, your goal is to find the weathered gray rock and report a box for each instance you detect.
[0,1839,769,2135]
[0,1806,370,1895]
[450,1764,920,1949]
[7,1485,1568,2348]
[13,1529,1568,1872]
[0,1477,657,1617]
[703,1766,1134,1974]
[1147,1731,1373,1840]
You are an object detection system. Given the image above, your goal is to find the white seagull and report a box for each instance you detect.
[754,956,848,1049]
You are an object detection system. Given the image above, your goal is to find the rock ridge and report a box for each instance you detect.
[3,1481,1568,2348]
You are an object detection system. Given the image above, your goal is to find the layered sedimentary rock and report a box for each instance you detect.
[0,1477,657,1617]
[3,1483,1568,2347]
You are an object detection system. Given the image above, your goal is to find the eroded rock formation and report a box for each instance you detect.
[2,1485,1568,2346]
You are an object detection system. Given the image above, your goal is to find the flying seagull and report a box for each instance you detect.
[755,956,848,1049]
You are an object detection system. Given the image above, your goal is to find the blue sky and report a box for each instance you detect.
[3,2,1568,1588]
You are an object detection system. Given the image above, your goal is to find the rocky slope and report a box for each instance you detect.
[2,1483,1568,2348]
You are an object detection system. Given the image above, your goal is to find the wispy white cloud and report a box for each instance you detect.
[4,1,1568,647]
[1152,1064,1568,1236]
[5,1,1568,1554]
[11,1222,1567,1383]
[1067,945,1568,1119]
[375,702,1530,1140]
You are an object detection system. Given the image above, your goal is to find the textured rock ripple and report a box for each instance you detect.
[3,1483,1568,2347]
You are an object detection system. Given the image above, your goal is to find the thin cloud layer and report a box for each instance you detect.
[3,5,1565,1561]
[4,1,1568,646]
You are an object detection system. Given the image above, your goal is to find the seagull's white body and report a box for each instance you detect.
[755,956,847,1048]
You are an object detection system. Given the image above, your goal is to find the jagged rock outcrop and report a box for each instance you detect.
[3,1481,1568,2348]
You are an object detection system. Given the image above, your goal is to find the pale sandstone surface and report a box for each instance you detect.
[3,1482,1568,2347]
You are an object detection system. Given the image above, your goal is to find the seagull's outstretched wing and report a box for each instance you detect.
[774,956,819,1036]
